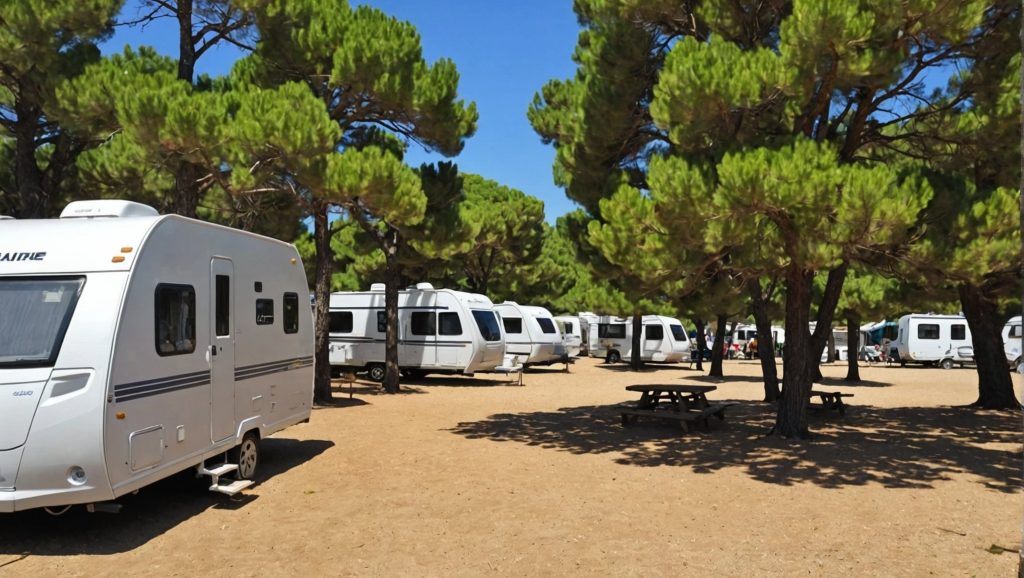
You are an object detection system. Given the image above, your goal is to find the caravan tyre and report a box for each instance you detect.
[367,363,386,382]
[606,351,621,364]
[230,432,260,480]
[940,358,954,370]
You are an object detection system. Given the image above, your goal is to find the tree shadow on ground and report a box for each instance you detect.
[594,363,688,373]
[0,438,334,557]
[401,375,523,388]
[687,375,764,385]
[447,403,1020,492]
[817,376,894,388]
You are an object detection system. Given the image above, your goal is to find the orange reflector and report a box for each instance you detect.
[290,258,297,264]
[115,412,125,420]
[111,256,125,263]
[121,246,133,253]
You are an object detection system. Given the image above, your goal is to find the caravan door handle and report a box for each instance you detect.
[209,345,218,356]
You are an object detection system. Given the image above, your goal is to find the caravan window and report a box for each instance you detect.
[599,324,626,339]
[155,284,196,356]
[0,277,85,367]
[256,299,274,325]
[1011,325,1023,338]
[670,325,687,341]
[645,325,664,340]
[951,324,966,341]
[377,311,386,333]
[503,317,523,334]
[283,293,299,334]
[537,318,557,334]
[329,311,353,333]
[472,310,502,342]
[439,312,463,336]
[917,324,940,340]
[215,275,230,337]
[411,312,436,336]
[561,321,574,334]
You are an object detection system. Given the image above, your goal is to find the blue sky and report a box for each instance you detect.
[103,0,582,222]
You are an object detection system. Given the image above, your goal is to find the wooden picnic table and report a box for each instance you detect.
[620,384,736,431]
[808,389,854,415]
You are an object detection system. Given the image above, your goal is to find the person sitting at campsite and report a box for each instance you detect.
[746,337,758,358]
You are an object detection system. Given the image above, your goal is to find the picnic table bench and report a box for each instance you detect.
[620,384,737,432]
[808,390,854,415]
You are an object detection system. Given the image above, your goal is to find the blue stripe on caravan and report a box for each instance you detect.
[115,378,210,402]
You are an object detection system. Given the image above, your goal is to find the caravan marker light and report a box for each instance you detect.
[111,256,125,263]
[290,258,297,265]
[121,246,133,253]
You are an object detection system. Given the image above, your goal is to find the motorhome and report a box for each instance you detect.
[0,200,314,514]
[328,283,505,380]
[1003,316,1022,369]
[493,302,565,366]
[895,313,974,369]
[553,315,583,358]
[591,315,690,364]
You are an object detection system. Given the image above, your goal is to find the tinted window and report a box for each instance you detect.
[537,318,557,334]
[256,299,274,325]
[503,317,523,334]
[951,324,966,341]
[329,311,353,333]
[439,312,462,336]
[0,277,85,367]
[155,284,196,356]
[918,324,939,340]
[670,324,687,341]
[646,325,664,340]
[599,323,626,338]
[283,293,299,334]
[215,275,230,337]
[377,311,386,333]
[411,312,435,336]
[561,321,574,334]
[1011,325,1023,338]
[472,310,502,342]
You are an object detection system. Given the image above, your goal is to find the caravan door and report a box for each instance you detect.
[210,258,235,442]
[642,323,665,361]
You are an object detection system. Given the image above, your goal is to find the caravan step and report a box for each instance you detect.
[209,479,254,496]
[198,463,238,478]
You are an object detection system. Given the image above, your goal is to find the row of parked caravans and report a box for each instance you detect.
[893,313,1023,370]
[326,289,698,379]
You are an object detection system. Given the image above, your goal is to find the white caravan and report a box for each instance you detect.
[578,312,599,355]
[1003,316,1022,369]
[896,313,974,369]
[553,315,584,358]
[0,200,314,514]
[493,302,566,366]
[590,315,691,363]
[328,283,505,379]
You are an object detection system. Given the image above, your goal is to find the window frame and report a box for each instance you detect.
[256,298,275,326]
[154,283,197,357]
[950,324,966,341]
[329,311,353,334]
[283,292,299,334]
[645,324,664,341]
[410,311,436,336]
[502,316,524,335]
[917,323,940,340]
[438,312,463,336]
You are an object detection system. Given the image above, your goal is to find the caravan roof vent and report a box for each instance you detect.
[60,200,159,219]
[369,283,386,291]
[415,282,434,290]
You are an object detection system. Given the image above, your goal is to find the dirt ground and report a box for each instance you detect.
[1,357,1021,577]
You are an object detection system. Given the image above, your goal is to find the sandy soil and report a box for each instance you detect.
[1,357,1021,577]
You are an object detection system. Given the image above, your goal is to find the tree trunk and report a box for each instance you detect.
[169,0,202,219]
[775,268,814,438]
[693,318,705,372]
[312,205,333,404]
[13,95,46,219]
[845,312,861,382]
[825,330,836,363]
[630,312,643,371]
[959,283,1018,408]
[382,228,402,393]
[176,0,196,83]
[748,281,779,401]
[709,313,727,378]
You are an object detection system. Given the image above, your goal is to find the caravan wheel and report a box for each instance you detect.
[367,363,386,382]
[606,351,621,364]
[229,432,260,480]
[940,358,954,370]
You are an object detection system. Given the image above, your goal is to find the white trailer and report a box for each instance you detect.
[590,315,690,364]
[0,200,314,514]
[553,315,583,358]
[578,312,599,355]
[1003,316,1022,369]
[895,313,974,369]
[328,283,505,380]
[493,302,565,366]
